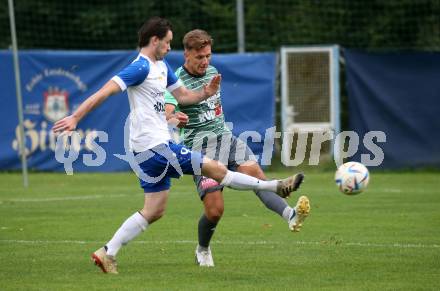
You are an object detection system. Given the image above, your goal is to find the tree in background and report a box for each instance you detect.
[1,0,439,51]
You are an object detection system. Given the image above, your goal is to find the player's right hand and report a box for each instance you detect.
[52,115,78,133]
[203,74,221,97]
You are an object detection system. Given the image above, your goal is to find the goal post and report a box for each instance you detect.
[280,45,340,165]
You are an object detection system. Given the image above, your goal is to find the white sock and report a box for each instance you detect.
[220,170,278,192]
[106,212,149,257]
[282,206,294,222]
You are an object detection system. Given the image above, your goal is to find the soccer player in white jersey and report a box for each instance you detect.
[53,17,302,274]
[165,30,310,267]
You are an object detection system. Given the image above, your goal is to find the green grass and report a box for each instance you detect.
[1,171,439,290]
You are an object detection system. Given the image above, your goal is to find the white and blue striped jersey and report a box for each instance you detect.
[112,53,182,152]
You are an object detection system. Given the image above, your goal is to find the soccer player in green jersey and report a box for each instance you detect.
[165,29,311,267]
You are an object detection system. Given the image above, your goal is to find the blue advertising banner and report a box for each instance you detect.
[345,50,440,168]
[0,50,276,172]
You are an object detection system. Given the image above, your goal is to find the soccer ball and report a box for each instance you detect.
[335,162,369,195]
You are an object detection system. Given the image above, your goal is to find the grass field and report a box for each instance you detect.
[1,170,439,290]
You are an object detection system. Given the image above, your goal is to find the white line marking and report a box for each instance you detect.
[382,188,402,193]
[2,194,130,202]
[0,239,438,249]
[3,188,439,202]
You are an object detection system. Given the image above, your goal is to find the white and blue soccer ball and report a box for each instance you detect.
[335,162,369,195]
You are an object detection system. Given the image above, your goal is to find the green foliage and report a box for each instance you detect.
[0,0,11,48]
[243,0,440,51]
[1,0,439,51]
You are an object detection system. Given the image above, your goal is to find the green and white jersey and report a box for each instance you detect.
[165,65,230,148]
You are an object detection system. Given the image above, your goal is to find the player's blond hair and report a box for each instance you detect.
[182,29,213,50]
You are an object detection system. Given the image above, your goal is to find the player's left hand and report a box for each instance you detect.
[175,112,189,128]
[203,74,221,97]
[52,115,78,133]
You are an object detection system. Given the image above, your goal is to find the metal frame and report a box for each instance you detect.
[8,0,28,187]
[280,45,340,162]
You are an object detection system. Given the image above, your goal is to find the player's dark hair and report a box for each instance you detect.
[138,17,173,48]
[183,29,213,50]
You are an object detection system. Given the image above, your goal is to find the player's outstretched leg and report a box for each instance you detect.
[288,195,311,232]
[202,158,304,198]
[91,247,118,274]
